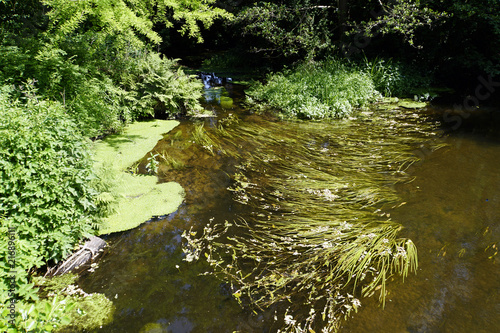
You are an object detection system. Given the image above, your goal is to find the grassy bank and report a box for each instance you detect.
[0,92,186,331]
[246,58,433,119]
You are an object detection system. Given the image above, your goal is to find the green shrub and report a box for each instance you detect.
[0,85,108,331]
[246,59,380,119]
[0,41,123,137]
[0,36,204,137]
[0,85,100,263]
[68,77,131,138]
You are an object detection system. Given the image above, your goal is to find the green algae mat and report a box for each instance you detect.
[93,120,185,235]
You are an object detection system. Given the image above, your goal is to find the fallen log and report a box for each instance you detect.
[46,236,107,277]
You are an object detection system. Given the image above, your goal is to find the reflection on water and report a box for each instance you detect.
[79,85,499,332]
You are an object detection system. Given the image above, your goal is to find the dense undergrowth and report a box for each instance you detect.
[0,33,204,138]
[0,86,114,331]
[0,31,204,333]
[246,57,433,119]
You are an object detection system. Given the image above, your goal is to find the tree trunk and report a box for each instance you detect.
[338,0,348,42]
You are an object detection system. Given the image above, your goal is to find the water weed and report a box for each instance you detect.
[92,120,185,235]
[184,106,444,332]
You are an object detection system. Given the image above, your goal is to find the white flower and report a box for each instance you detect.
[340,221,353,230]
[395,246,407,258]
[352,298,361,309]
[322,241,333,249]
[284,315,296,325]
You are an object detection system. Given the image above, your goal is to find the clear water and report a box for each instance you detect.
[78,85,500,332]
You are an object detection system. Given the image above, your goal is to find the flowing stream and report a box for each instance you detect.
[78,81,500,332]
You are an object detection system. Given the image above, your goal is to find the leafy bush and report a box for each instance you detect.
[68,77,131,138]
[0,85,106,330]
[0,41,124,137]
[0,41,86,102]
[246,59,380,119]
[0,85,100,264]
[0,36,205,138]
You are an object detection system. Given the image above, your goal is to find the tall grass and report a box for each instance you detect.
[360,55,433,97]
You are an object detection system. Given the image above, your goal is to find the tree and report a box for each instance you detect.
[352,0,446,48]
[228,0,447,62]
[42,0,232,45]
[230,0,337,61]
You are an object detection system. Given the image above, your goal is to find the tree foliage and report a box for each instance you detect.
[229,0,447,61]
[227,0,498,80]
[42,0,232,44]
[352,0,447,47]
[232,1,335,60]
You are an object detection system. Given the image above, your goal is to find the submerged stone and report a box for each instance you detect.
[139,322,168,333]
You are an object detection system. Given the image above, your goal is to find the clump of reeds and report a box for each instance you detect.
[191,122,224,155]
[160,152,185,170]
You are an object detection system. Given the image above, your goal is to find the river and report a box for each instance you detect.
[78,82,499,332]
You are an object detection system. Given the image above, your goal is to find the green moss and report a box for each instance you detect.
[92,120,185,235]
[397,99,428,109]
[139,322,168,333]
[33,275,115,332]
[99,173,184,235]
[58,293,115,332]
[93,120,180,172]
[220,96,233,109]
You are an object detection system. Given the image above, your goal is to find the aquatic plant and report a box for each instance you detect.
[31,274,115,332]
[191,123,225,156]
[159,152,186,171]
[146,152,160,175]
[92,119,184,235]
[184,107,443,331]
[246,57,435,119]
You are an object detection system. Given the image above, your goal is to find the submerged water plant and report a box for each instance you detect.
[183,106,443,332]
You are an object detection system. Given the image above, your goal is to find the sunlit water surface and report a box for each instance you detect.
[79,85,499,332]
